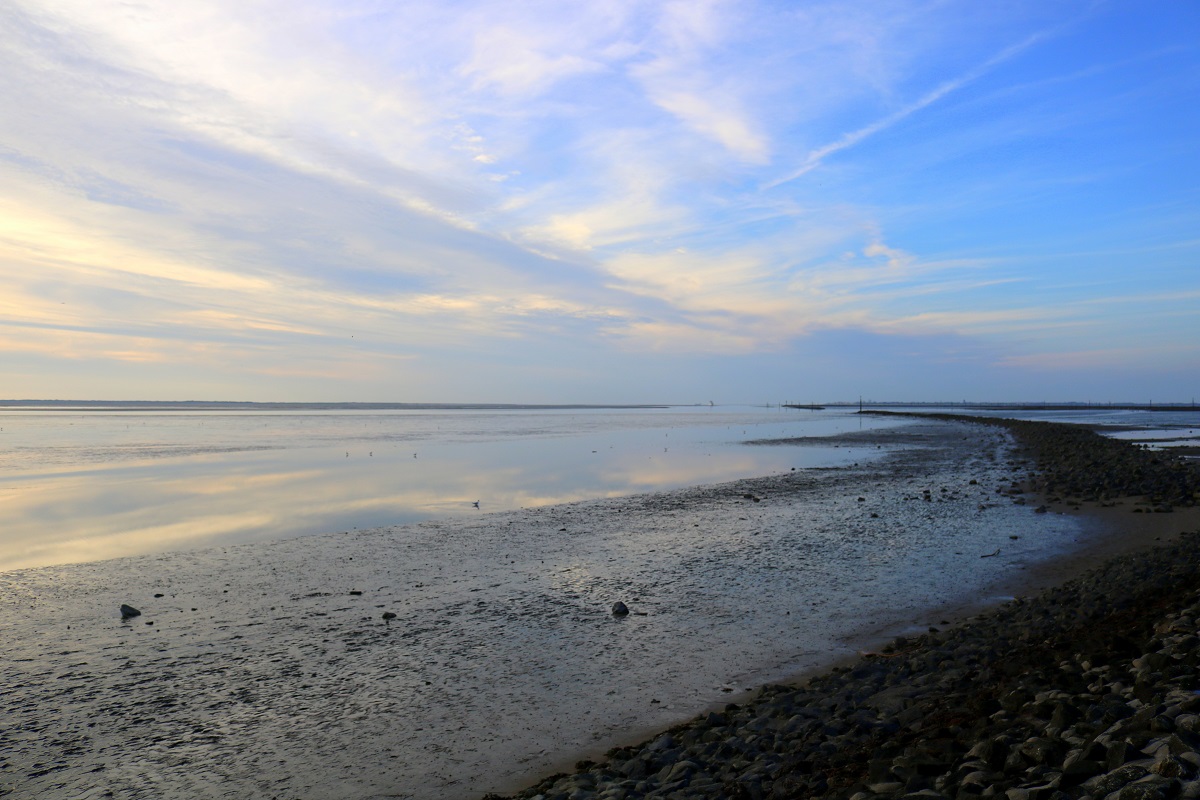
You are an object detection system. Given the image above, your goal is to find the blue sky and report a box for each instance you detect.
[1,0,1196,403]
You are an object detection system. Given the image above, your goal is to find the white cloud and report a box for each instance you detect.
[629,0,772,163]
[458,25,607,97]
[643,87,770,163]
[615,319,760,355]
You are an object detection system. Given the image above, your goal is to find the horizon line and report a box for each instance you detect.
[0,399,1196,410]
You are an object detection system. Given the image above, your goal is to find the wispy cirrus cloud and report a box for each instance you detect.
[458,25,609,97]
[628,0,772,163]
[765,28,1057,188]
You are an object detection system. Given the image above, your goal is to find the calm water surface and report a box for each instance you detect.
[4,404,1192,572]
[0,406,904,571]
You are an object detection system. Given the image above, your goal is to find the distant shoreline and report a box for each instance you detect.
[0,400,672,411]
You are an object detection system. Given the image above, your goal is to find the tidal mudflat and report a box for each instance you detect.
[0,418,1156,799]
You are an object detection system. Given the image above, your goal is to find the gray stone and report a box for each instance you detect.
[1153,756,1190,779]
[1084,764,1150,796]
[664,760,697,783]
[869,782,906,794]
[1117,778,1177,800]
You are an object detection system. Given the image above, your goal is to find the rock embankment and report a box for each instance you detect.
[883,412,1199,510]
[491,416,1200,800]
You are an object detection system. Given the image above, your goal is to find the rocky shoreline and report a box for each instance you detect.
[871,412,1198,512]
[492,414,1200,800]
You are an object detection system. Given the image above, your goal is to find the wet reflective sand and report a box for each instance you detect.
[0,407,903,571]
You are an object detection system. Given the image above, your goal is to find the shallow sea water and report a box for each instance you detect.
[0,415,1093,800]
[0,406,907,571]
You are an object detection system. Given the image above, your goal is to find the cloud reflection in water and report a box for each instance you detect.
[0,408,896,570]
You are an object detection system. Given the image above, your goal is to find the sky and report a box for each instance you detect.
[1,1,1197,404]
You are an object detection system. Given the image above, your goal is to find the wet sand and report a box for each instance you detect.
[2,418,1194,800]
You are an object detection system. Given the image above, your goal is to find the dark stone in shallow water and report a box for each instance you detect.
[120,604,141,618]
[612,602,630,616]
